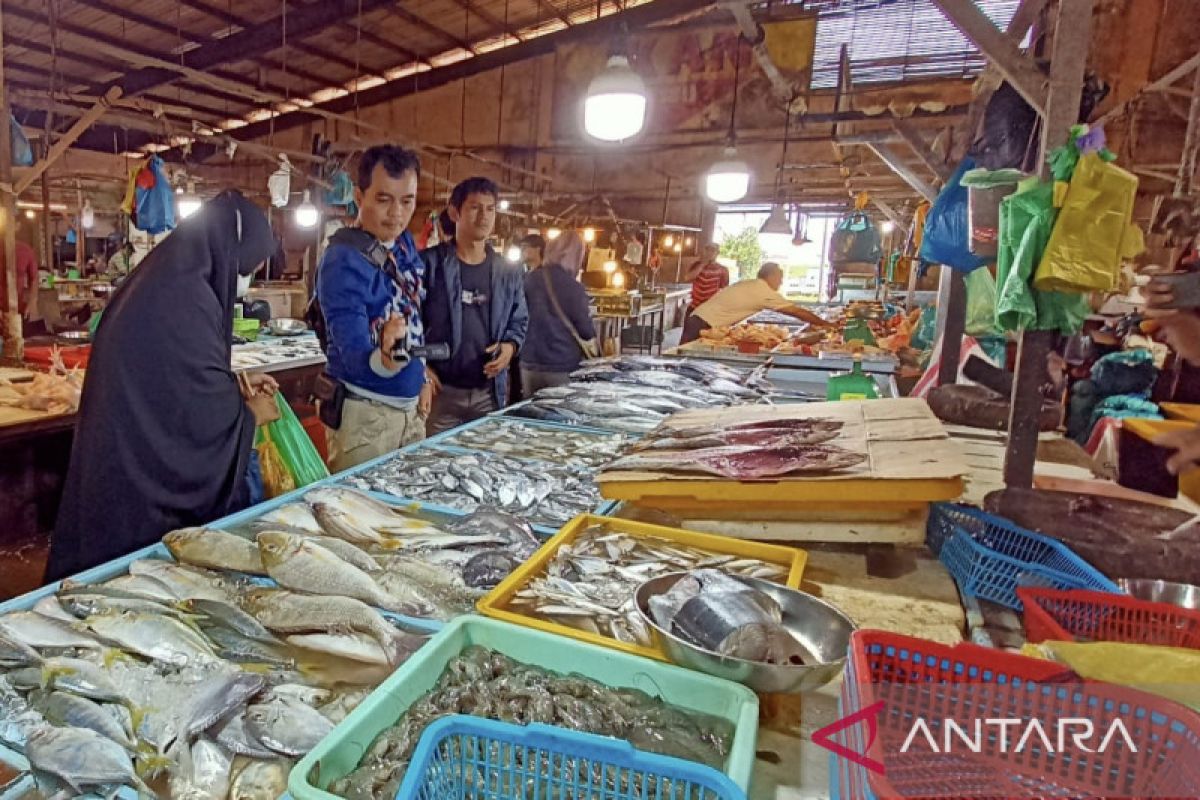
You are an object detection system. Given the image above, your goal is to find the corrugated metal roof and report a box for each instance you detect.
[805,0,1020,88]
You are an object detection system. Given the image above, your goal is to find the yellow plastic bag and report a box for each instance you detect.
[1022,640,1200,711]
[255,426,296,499]
[1032,153,1141,292]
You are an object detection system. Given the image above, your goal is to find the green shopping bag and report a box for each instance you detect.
[261,395,329,488]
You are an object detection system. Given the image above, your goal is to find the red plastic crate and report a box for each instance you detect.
[24,344,90,370]
[845,630,1200,799]
[1019,586,1200,650]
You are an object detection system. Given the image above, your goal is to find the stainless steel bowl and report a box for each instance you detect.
[267,318,308,336]
[634,572,855,694]
[1119,578,1200,610]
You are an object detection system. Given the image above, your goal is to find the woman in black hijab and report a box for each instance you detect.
[46,190,278,581]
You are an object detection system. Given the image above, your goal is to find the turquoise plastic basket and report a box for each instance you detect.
[928,503,1118,610]
[396,715,745,800]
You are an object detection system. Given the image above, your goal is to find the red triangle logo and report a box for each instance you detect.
[812,700,886,775]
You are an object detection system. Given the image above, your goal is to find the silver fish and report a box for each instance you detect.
[127,559,232,602]
[211,712,277,760]
[164,527,266,575]
[301,534,381,572]
[28,656,133,705]
[253,502,324,536]
[256,530,424,615]
[0,611,101,651]
[268,683,331,707]
[285,631,391,664]
[162,671,266,755]
[25,725,154,797]
[31,690,137,750]
[202,626,293,667]
[307,487,443,544]
[180,598,276,642]
[241,588,423,665]
[85,611,221,666]
[77,573,179,603]
[31,596,77,623]
[245,696,334,757]
[230,759,289,800]
[0,630,41,667]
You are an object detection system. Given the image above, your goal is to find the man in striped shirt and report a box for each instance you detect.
[682,243,729,314]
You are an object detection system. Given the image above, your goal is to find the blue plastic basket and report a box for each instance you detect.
[929,504,1118,610]
[395,715,746,800]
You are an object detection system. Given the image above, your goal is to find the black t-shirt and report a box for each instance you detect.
[440,257,493,389]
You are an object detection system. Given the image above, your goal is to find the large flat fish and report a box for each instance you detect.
[656,418,844,439]
[606,443,865,478]
[630,426,842,451]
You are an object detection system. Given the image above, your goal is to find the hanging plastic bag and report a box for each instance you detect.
[964,267,999,336]
[1032,152,1142,292]
[133,156,176,234]
[995,180,1090,334]
[267,156,292,208]
[974,83,1039,171]
[920,158,988,272]
[255,425,296,499]
[9,115,32,167]
[263,395,329,488]
[961,168,1025,258]
[829,211,882,265]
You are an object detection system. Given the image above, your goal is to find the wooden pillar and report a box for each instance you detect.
[1004,0,1094,488]
[0,0,20,362]
[74,182,85,274]
[40,156,52,271]
[936,267,967,385]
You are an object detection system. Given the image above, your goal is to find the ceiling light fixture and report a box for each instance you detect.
[294,189,319,228]
[760,204,792,235]
[705,35,751,204]
[177,180,202,219]
[546,227,562,240]
[506,244,522,262]
[583,227,596,243]
[584,54,648,142]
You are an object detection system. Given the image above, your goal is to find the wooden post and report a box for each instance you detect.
[0,0,20,362]
[936,267,967,385]
[40,148,52,271]
[1003,0,1094,488]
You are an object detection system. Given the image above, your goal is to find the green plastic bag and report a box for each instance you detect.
[994,180,1089,334]
[257,395,329,488]
[964,267,999,336]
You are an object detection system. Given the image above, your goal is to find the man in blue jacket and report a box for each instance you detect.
[422,177,528,434]
[316,145,430,471]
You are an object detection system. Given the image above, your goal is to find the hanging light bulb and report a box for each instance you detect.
[611,271,626,288]
[546,227,562,240]
[80,200,95,230]
[672,242,682,253]
[705,148,751,203]
[499,199,511,211]
[685,237,693,247]
[294,189,319,228]
[177,180,202,219]
[584,55,648,142]
[602,260,618,274]
[583,227,596,243]
[662,234,674,248]
[24,209,35,220]
[760,204,791,235]
[881,220,895,233]
[506,244,521,262]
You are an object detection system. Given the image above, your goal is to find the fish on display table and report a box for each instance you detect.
[604,443,866,479]
[437,417,630,467]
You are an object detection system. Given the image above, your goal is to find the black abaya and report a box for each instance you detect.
[46,191,275,581]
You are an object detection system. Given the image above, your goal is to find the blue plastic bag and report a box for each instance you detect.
[919,158,988,273]
[133,156,176,234]
[829,212,882,265]
[10,115,32,167]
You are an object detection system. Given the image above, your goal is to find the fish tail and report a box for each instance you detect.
[102,647,135,668]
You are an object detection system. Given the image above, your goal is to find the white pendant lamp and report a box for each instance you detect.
[760,203,791,235]
[706,148,752,203]
[80,200,95,230]
[584,55,648,142]
[705,36,751,203]
[294,189,319,228]
[177,183,202,219]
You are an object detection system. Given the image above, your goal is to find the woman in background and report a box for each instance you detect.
[520,231,598,396]
[47,191,279,581]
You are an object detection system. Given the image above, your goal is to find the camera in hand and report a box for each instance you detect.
[389,341,451,367]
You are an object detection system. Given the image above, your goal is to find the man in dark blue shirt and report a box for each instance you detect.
[422,177,528,434]
[315,146,430,471]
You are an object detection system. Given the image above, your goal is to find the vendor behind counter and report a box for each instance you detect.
[680,262,832,343]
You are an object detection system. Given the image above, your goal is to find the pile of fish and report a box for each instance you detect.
[509,355,771,434]
[436,417,630,468]
[604,417,866,479]
[326,646,735,800]
[230,336,323,370]
[0,556,415,798]
[506,523,789,647]
[649,569,806,664]
[345,449,601,528]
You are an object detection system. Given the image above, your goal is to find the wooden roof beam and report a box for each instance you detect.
[69,0,335,89]
[452,0,525,42]
[931,0,1048,117]
[381,5,478,55]
[857,141,938,201]
[892,119,951,183]
[333,21,427,66]
[185,0,713,158]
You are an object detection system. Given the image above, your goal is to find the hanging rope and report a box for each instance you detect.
[496,0,508,145]
[774,97,792,199]
[354,0,363,125]
[727,35,743,146]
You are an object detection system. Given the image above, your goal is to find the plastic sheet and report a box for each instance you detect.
[262,394,329,489]
[919,159,987,273]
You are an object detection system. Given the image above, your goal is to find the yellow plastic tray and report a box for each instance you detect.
[1160,402,1200,423]
[476,514,807,662]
